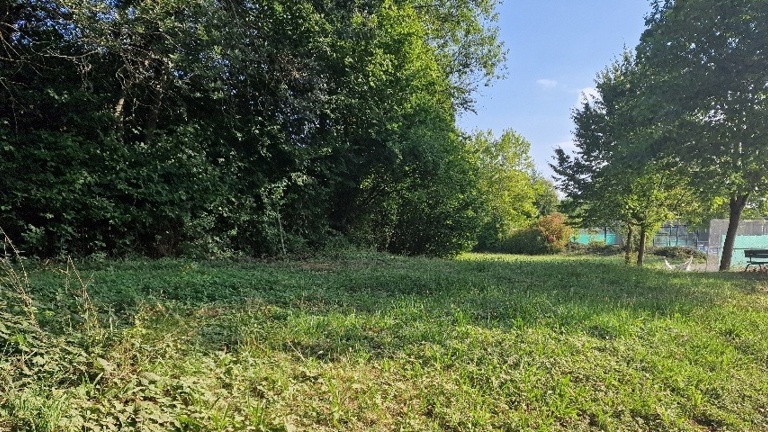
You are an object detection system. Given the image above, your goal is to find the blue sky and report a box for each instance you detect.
[458,1,652,180]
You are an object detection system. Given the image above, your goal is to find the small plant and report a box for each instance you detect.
[1,228,34,321]
[0,229,110,431]
[568,240,624,256]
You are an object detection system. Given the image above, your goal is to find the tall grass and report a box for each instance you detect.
[2,250,768,430]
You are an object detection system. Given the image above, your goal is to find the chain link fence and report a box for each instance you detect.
[651,224,705,248]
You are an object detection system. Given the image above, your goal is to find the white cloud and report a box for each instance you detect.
[536,79,558,89]
[578,87,601,105]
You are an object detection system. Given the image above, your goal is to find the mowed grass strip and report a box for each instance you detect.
[3,252,768,431]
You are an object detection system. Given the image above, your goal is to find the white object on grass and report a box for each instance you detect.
[664,256,693,271]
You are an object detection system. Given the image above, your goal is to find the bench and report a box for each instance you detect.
[744,249,768,271]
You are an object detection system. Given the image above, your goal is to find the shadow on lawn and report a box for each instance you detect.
[172,256,766,360]
[22,255,767,360]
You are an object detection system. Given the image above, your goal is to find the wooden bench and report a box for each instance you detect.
[744,249,768,271]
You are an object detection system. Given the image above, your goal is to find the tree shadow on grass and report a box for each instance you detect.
[23,255,767,360]
[142,255,767,361]
[13,256,768,432]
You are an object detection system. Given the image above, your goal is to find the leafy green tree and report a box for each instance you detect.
[0,0,505,258]
[553,53,698,266]
[638,0,768,270]
[532,177,559,217]
[1,0,237,256]
[469,129,540,250]
[410,0,506,110]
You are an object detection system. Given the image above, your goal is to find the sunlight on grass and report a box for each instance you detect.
[2,252,768,430]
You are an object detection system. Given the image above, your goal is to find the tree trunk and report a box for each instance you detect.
[624,224,634,265]
[637,225,647,267]
[719,194,749,271]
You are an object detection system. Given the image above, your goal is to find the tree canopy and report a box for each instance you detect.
[469,129,548,250]
[638,0,768,269]
[553,53,698,266]
[555,0,768,269]
[0,0,513,258]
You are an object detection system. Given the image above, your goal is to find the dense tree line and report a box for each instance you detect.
[1,0,552,258]
[553,0,768,269]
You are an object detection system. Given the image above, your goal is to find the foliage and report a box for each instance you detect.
[496,226,547,255]
[636,0,768,269]
[552,52,701,266]
[3,252,768,430]
[492,213,573,255]
[469,129,545,251]
[0,0,505,258]
[533,177,560,217]
[742,195,768,219]
[372,128,487,257]
[567,241,625,256]
[650,246,706,261]
[536,213,574,253]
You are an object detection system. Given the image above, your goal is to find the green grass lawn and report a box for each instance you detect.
[2,251,768,431]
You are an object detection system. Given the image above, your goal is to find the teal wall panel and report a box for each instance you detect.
[719,235,768,266]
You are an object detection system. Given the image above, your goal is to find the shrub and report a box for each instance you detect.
[497,226,546,254]
[536,213,573,253]
[567,240,624,256]
[651,246,706,260]
[495,213,573,255]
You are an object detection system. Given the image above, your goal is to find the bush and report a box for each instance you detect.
[651,246,706,260]
[536,213,573,253]
[497,227,546,254]
[494,213,573,255]
[567,241,624,256]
